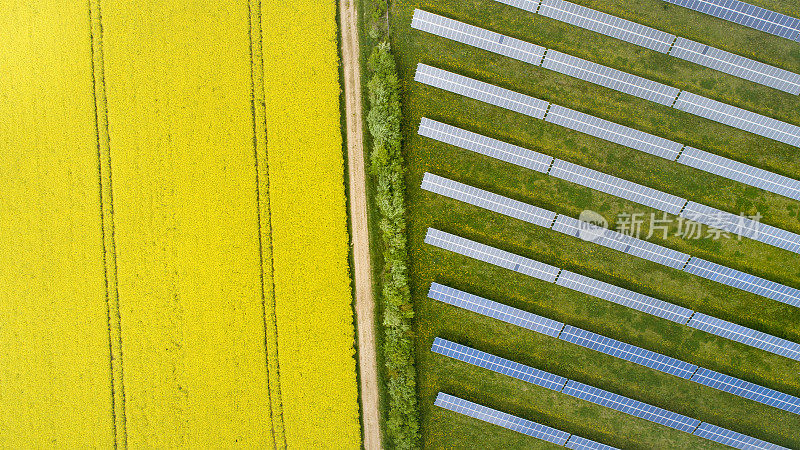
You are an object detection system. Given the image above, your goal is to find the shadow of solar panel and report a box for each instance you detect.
[418,118,554,173]
[669,38,800,94]
[687,313,800,361]
[493,0,542,13]
[684,257,800,308]
[431,338,568,390]
[691,368,800,415]
[562,380,701,432]
[421,173,557,227]
[536,0,676,52]
[541,50,680,105]
[663,0,800,42]
[680,202,800,254]
[677,146,800,201]
[549,159,688,214]
[565,435,619,450]
[544,104,683,160]
[412,10,547,66]
[424,228,561,282]
[559,325,698,379]
[692,422,789,450]
[428,283,565,337]
[673,91,800,148]
[555,270,694,323]
[415,64,549,119]
[434,393,580,446]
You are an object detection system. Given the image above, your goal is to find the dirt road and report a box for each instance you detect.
[339,0,382,448]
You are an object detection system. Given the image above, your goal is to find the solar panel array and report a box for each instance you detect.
[693,422,789,450]
[669,37,800,95]
[677,146,800,201]
[548,159,688,214]
[424,228,561,282]
[494,0,541,13]
[429,283,800,414]
[684,257,800,308]
[674,91,800,147]
[662,0,800,42]
[411,10,547,66]
[687,313,800,361]
[565,435,619,450]
[537,0,676,52]
[541,50,681,105]
[691,368,800,414]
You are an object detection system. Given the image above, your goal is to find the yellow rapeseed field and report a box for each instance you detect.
[262,0,363,447]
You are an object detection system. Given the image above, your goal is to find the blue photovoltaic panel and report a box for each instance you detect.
[555,270,695,323]
[431,338,568,390]
[541,50,680,105]
[691,368,800,415]
[494,0,542,13]
[544,104,683,160]
[415,64,550,119]
[692,422,789,450]
[680,202,800,254]
[565,435,619,450]
[549,159,688,214]
[668,37,800,95]
[673,91,800,148]
[411,10,547,66]
[551,215,691,269]
[421,173,558,227]
[424,228,561,282]
[427,283,565,337]
[677,146,800,201]
[684,257,800,308]
[562,380,701,432]
[662,0,800,42]
[687,313,800,361]
[536,0,676,52]
[434,393,572,446]
[559,325,698,379]
[418,118,554,173]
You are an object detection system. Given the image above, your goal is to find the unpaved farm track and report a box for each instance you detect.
[340,0,382,448]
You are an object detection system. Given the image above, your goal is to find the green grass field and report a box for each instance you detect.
[389,0,800,447]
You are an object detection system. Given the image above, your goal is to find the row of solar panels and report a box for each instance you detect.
[412,10,800,149]
[414,63,800,207]
[424,228,800,361]
[663,0,800,42]
[429,282,800,414]
[432,338,788,449]
[421,170,800,308]
[490,0,800,93]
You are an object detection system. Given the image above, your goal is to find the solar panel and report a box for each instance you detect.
[541,50,680,105]
[551,215,691,269]
[427,282,565,337]
[555,270,695,323]
[564,435,619,450]
[493,0,542,13]
[411,10,547,66]
[431,338,568,390]
[433,393,572,446]
[559,325,698,379]
[673,91,800,148]
[544,104,684,160]
[662,0,800,42]
[692,422,789,450]
[421,173,558,227]
[677,146,800,201]
[687,313,800,361]
[561,380,701,432]
[548,159,688,214]
[691,368,800,415]
[415,64,549,119]
[684,257,800,308]
[668,38,800,95]
[680,202,800,254]
[418,118,554,173]
[425,228,561,282]
[536,0,677,52]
